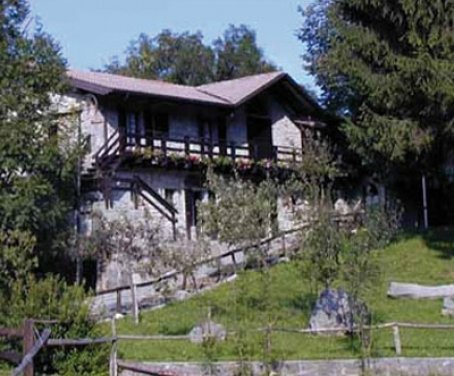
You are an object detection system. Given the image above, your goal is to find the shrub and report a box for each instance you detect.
[0,276,108,375]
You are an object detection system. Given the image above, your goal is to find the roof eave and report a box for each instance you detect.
[70,81,233,108]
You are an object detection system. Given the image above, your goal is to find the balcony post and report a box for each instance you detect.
[273,146,278,163]
[119,128,126,152]
[184,136,190,157]
[162,135,167,157]
[230,142,236,162]
[200,137,205,157]
[251,143,258,160]
[208,139,213,160]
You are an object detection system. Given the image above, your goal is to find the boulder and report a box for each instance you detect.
[173,290,191,301]
[189,320,226,344]
[334,199,351,215]
[442,297,454,316]
[388,282,454,299]
[309,288,354,334]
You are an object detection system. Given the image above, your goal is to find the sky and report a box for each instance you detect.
[28,0,316,88]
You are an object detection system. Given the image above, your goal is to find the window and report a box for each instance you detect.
[155,113,169,137]
[185,190,203,239]
[145,112,169,138]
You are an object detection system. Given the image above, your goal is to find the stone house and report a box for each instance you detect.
[61,69,328,290]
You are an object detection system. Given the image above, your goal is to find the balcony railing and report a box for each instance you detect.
[94,129,303,167]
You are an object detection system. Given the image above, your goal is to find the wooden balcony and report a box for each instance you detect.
[93,129,303,170]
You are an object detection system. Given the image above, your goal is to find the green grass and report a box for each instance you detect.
[109,228,454,362]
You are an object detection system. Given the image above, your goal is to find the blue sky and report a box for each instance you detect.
[29,0,315,88]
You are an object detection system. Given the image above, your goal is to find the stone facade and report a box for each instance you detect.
[64,88,312,291]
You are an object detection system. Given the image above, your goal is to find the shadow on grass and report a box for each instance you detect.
[421,227,454,260]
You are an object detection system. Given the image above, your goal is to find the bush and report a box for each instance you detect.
[0,276,108,375]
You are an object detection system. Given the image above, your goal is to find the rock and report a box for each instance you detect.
[173,290,191,301]
[334,198,351,215]
[309,288,354,334]
[388,282,454,299]
[442,297,454,316]
[189,320,226,344]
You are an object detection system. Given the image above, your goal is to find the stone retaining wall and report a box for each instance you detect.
[120,358,454,376]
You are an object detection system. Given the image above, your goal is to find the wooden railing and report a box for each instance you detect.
[16,319,454,375]
[133,175,178,240]
[93,131,303,166]
[109,175,178,240]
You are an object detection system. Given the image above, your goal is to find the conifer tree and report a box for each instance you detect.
[299,0,454,222]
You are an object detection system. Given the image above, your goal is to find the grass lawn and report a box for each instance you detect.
[109,228,454,362]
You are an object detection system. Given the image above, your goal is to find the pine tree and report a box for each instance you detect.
[299,0,454,223]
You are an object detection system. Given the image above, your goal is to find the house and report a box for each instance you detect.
[60,69,328,290]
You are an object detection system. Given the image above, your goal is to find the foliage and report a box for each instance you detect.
[164,237,212,290]
[105,25,276,85]
[0,0,83,277]
[199,169,281,371]
[300,204,344,290]
[105,30,215,86]
[298,0,454,176]
[301,203,400,294]
[0,229,36,292]
[213,24,277,81]
[200,169,277,249]
[0,275,108,375]
[81,210,165,278]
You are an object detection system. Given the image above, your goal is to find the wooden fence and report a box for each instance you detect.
[93,223,309,322]
[94,213,362,322]
[3,319,454,376]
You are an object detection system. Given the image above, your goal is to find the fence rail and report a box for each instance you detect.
[4,319,454,375]
[93,214,361,322]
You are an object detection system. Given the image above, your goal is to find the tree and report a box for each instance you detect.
[200,169,282,372]
[299,0,454,224]
[0,1,82,279]
[104,25,276,85]
[213,24,276,81]
[105,30,215,85]
[83,210,167,323]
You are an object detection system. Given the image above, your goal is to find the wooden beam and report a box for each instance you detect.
[22,319,34,376]
[13,328,51,376]
[0,351,21,364]
[0,328,23,339]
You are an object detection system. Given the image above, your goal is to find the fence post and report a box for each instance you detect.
[281,233,287,257]
[23,319,34,376]
[109,319,118,376]
[116,289,122,314]
[130,274,139,325]
[392,324,402,356]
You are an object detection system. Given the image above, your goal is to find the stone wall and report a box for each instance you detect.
[120,358,454,376]
[270,98,302,150]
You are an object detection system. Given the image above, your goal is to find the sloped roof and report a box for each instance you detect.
[67,70,230,106]
[196,71,285,106]
[67,69,315,110]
